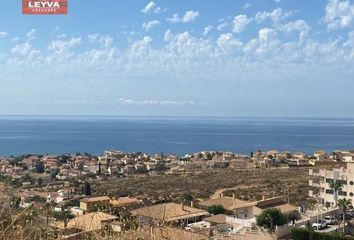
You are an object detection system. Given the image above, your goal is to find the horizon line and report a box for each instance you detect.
[0,114,354,120]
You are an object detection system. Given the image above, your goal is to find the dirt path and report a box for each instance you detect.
[211,185,250,199]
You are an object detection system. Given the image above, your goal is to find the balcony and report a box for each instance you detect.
[309,179,321,188]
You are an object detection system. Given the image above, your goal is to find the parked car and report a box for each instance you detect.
[312,219,327,230]
[324,216,336,225]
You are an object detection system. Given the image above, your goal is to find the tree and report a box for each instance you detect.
[207,205,226,215]
[50,168,60,180]
[35,162,45,173]
[288,211,298,225]
[53,211,74,227]
[58,154,70,164]
[338,198,352,233]
[324,201,331,211]
[181,193,193,202]
[329,180,343,206]
[82,181,92,196]
[256,208,286,231]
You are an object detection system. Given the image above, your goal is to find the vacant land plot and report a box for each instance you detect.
[91,167,311,206]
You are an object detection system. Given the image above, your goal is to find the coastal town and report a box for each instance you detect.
[1,148,354,239]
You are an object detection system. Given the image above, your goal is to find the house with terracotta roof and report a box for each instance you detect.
[199,194,297,227]
[67,211,120,232]
[131,202,209,227]
[80,196,111,211]
[203,214,227,225]
[199,193,251,214]
[110,196,142,208]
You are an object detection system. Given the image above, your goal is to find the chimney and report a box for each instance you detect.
[190,201,194,208]
[181,202,185,211]
[221,192,224,198]
[262,196,265,201]
[232,193,236,206]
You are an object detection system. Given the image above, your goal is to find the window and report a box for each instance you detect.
[350,192,354,197]
[325,179,347,185]
[350,181,354,185]
[339,191,347,196]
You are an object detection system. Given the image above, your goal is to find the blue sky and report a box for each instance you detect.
[0,0,354,117]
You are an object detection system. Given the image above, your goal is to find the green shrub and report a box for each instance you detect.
[292,228,354,240]
[256,208,286,231]
[207,205,226,215]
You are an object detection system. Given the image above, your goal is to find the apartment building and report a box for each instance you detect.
[309,162,354,206]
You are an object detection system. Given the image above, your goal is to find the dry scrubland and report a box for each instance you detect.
[0,168,311,239]
[91,167,311,205]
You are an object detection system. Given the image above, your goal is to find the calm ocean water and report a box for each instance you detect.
[0,116,354,156]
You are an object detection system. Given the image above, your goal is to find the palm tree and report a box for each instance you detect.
[329,180,343,206]
[338,198,352,233]
[324,201,331,211]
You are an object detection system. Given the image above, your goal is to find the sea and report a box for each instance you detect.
[0,115,354,157]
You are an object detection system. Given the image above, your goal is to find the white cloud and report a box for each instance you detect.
[344,30,354,48]
[88,34,113,47]
[344,31,354,58]
[129,36,153,58]
[1,13,354,86]
[243,3,251,9]
[53,100,102,105]
[255,8,290,24]
[57,34,66,39]
[164,29,173,42]
[11,42,33,56]
[218,8,292,34]
[142,20,160,31]
[217,33,243,50]
[183,10,199,22]
[141,1,164,14]
[48,37,82,54]
[167,10,199,23]
[118,98,197,106]
[141,1,155,13]
[217,21,229,31]
[203,25,213,35]
[258,28,276,44]
[0,31,8,38]
[26,29,36,38]
[324,0,354,30]
[233,15,252,33]
[278,19,310,42]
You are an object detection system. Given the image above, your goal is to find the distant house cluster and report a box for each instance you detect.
[1,149,353,185]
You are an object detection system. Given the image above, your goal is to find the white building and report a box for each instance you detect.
[309,162,354,206]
